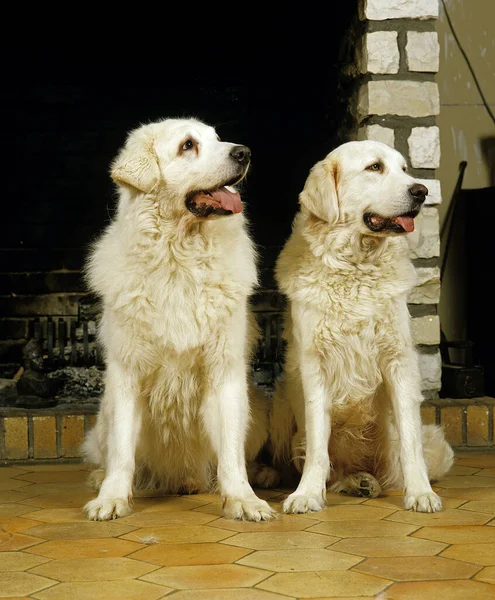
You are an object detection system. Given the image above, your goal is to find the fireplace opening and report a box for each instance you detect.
[1,9,358,405]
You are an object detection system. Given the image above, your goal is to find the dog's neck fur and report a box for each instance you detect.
[301,211,407,272]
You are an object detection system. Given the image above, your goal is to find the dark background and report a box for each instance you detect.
[4,7,358,274]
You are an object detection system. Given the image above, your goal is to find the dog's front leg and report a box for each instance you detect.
[84,359,141,520]
[203,364,276,522]
[284,302,331,514]
[283,353,331,514]
[385,344,442,513]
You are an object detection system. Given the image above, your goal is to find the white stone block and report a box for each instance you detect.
[408,267,441,304]
[362,31,399,74]
[406,31,440,72]
[357,124,395,147]
[416,179,442,205]
[418,350,442,390]
[408,126,440,168]
[362,0,439,21]
[407,207,440,259]
[358,81,439,118]
[411,315,440,345]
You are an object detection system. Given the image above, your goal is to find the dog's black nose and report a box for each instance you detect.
[409,183,428,204]
[230,145,251,165]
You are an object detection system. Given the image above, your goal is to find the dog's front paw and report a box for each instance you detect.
[223,496,277,521]
[404,491,442,513]
[283,491,326,514]
[84,497,132,521]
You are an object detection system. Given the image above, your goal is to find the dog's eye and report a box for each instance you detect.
[182,139,195,151]
[367,163,382,172]
[402,165,407,172]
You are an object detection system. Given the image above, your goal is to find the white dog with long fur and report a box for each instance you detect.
[271,140,453,514]
[83,118,276,522]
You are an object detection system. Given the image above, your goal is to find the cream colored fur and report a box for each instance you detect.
[270,140,453,514]
[83,118,277,521]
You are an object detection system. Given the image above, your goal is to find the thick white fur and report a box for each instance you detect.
[83,118,277,521]
[270,141,453,514]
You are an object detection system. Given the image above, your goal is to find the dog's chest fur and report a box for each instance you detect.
[278,219,417,405]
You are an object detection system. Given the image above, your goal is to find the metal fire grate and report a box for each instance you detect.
[29,317,102,369]
[28,311,286,388]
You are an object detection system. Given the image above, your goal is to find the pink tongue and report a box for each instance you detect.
[396,216,415,232]
[211,187,242,214]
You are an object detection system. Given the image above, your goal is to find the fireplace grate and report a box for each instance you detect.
[27,311,286,389]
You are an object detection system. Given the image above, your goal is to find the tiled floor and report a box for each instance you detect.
[1,455,495,599]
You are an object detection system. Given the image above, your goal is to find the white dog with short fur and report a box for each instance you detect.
[270,140,453,514]
[83,117,277,522]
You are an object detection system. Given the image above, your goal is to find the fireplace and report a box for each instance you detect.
[5,1,478,459]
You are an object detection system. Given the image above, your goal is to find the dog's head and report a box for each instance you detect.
[111,118,251,218]
[299,140,428,235]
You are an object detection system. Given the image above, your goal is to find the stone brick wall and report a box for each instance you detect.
[353,0,442,397]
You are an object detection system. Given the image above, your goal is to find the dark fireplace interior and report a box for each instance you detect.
[1,8,358,402]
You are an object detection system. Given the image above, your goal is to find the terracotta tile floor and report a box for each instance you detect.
[1,454,495,599]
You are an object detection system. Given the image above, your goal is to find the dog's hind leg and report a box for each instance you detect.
[329,472,382,498]
[422,424,454,482]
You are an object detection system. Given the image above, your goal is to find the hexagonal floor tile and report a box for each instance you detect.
[221,531,339,550]
[331,536,447,557]
[238,548,361,571]
[455,455,495,469]
[364,495,465,510]
[459,500,495,514]
[306,520,419,538]
[172,591,295,600]
[294,505,396,522]
[16,493,95,510]
[119,510,218,528]
[385,579,495,600]
[13,482,90,496]
[0,503,36,518]
[129,496,209,512]
[210,514,318,533]
[20,508,88,524]
[30,557,159,581]
[22,521,136,540]
[121,525,235,544]
[192,503,224,516]
[353,556,481,581]
[25,538,146,559]
[0,490,38,504]
[0,572,54,597]
[1,516,43,532]
[31,580,171,600]
[475,566,495,584]
[0,531,43,551]
[0,479,34,491]
[434,475,495,489]
[0,552,50,572]
[141,564,270,589]
[257,570,391,598]
[412,525,495,544]
[14,471,89,484]
[448,465,482,476]
[440,487,495,500]
[386,508,491,526]
[128,542,251,566]
[0,467,30,479]
[441,542,495,566]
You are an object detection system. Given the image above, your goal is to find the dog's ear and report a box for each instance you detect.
[299,159,340,224]
[110,131,160,193]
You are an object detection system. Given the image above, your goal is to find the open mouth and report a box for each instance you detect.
[363,210,419,234]
[186,176,244,218]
